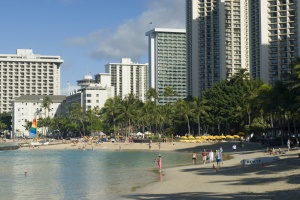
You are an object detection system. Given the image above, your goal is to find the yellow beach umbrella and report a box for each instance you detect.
[201,136,208,140]
[188,136,195,139]
[208,136,216,140]
[216,136,223,140]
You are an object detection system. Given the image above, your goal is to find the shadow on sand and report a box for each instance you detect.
[123,188,300,200]
[123,142,300,200]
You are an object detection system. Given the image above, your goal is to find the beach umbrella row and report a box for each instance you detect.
[179,134,240,143]
[180,135,240,139]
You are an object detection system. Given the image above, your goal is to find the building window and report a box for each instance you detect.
[96,94,99,97]
[87,100,91,103]
[87,94,91,97]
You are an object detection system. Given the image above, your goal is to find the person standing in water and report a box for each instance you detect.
[155,154,162,172]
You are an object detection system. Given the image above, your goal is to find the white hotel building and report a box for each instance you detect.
[146,28,187,105]
[186,0,249,97]
[99,58,148,102]
[62,75,114,114]
[186,0,300,96]
[0,49,63,113]
[250,0,300,84]
[11,95,66,137]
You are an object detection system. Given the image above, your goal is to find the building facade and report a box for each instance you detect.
[101,58,148,102]
[146,28,187,105]
[186,0,300,96]
[250,0,300,84]
[0,49,63,113]
[62,75,115,115]
[186,0,249,97]
[11,95,66,137]
[11,75,114,138]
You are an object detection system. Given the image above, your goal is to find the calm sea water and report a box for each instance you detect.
[0,149,191,200]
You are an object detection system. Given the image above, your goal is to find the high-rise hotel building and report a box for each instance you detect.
[250,0,300,84]
[0,49,63,113]
[186,0,249,97]
[99,58,148,102]
[146,28,186,105]
[186,0,300,96]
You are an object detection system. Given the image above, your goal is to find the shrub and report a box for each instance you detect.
[238,132,245,136]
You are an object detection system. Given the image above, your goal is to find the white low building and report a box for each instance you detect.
[11,95,66,138]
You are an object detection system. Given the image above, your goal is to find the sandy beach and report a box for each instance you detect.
[13,139,300,199]
[123,142,300,200]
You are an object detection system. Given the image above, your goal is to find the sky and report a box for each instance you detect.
[0,0,185,95]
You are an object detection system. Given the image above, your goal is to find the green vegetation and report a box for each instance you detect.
[3,61,300,140]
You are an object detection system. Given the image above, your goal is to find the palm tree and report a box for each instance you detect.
[0,121,7,131]
[163,86,177,102]
[40,96,53,135]
[176,99,193,135]
[142,100,157,133]
[41,96,53,118]
[192,97,209,135]
[118,93,139,138]
[146,88,158,103]
[69,102,86,136]
[101,96,122,135]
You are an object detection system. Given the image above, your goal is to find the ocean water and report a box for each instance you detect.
[0,149,191,200]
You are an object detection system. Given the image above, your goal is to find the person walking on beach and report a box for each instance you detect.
[208,149,214,163]
[192,151,197,164]
[216,150,222,168]
[202,149,207,164]
[219,147,223,164]
[287,139,291,151]
[232,144,236,152]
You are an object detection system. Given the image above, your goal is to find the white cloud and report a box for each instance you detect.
[64,0,185,62]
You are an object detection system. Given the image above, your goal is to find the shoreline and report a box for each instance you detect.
[5,139,300,199]
[122,144,300,200]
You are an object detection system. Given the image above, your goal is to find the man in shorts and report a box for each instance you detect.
[202,149,207,164]
[216,150,222,168]
[192,151,197,164]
